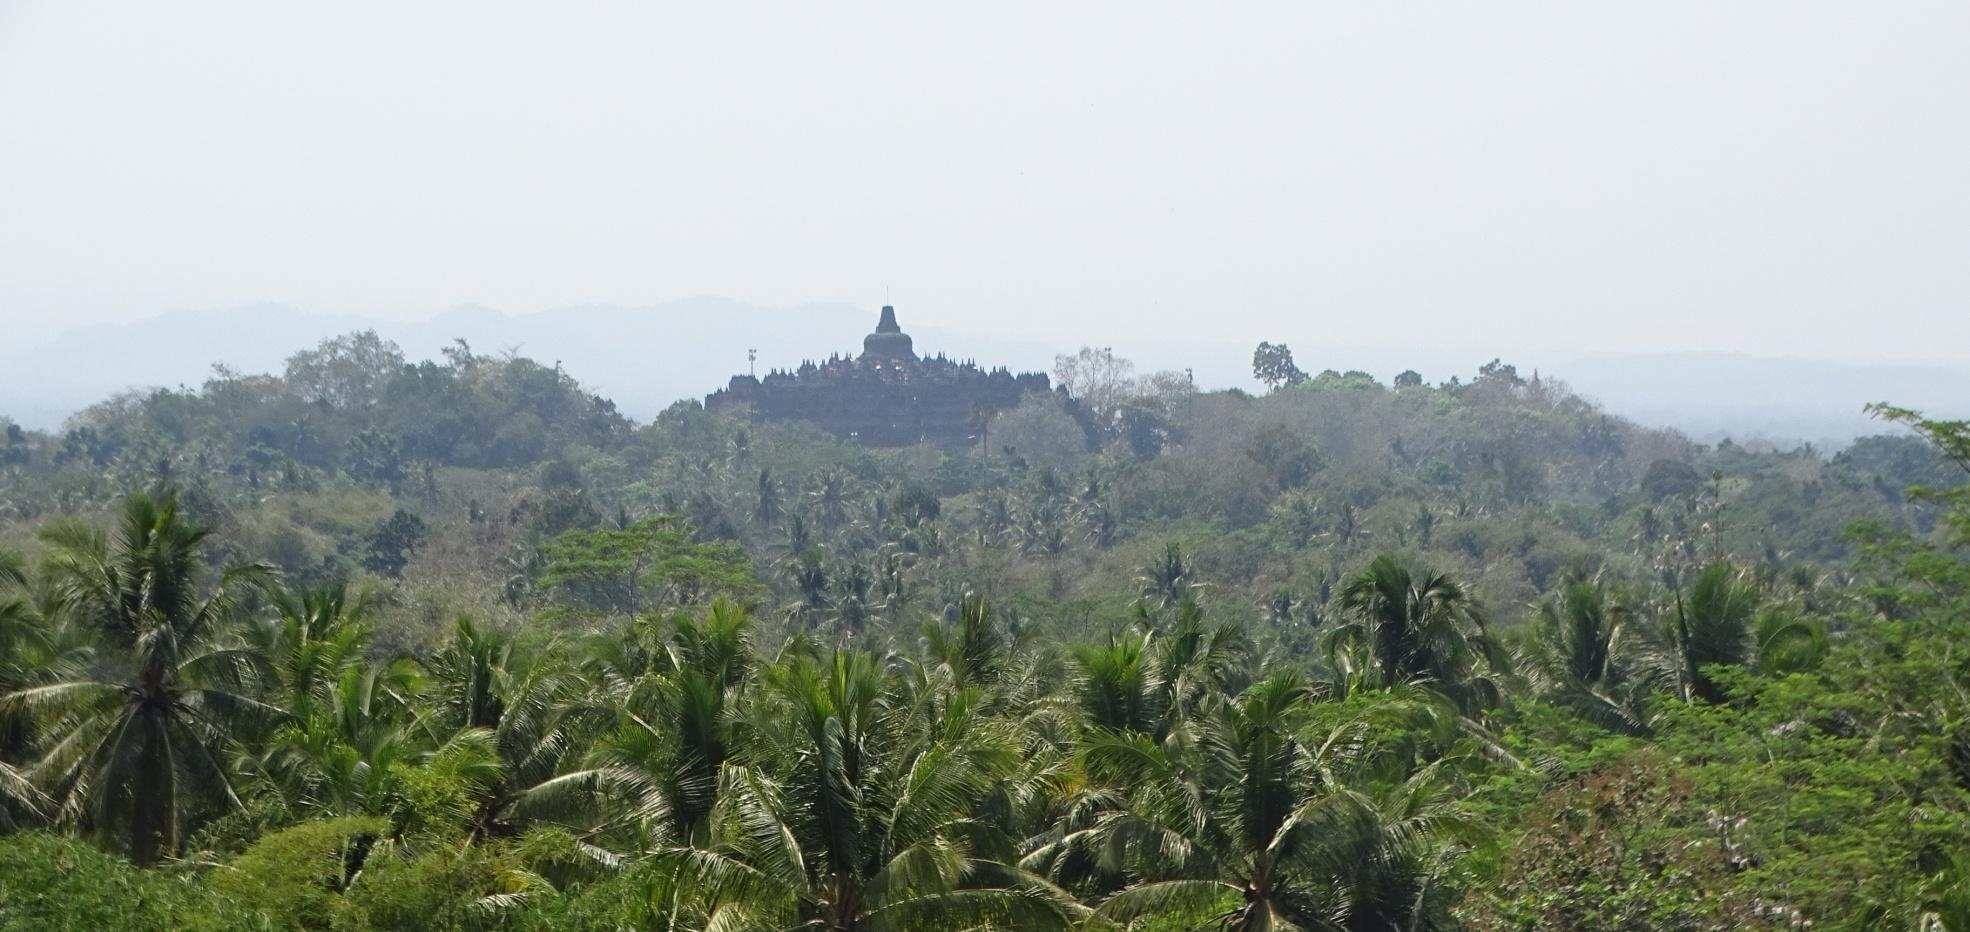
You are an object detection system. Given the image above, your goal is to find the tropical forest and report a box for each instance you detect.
[1,332,1967,931]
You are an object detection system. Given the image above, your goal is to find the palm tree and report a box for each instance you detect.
[0,550,59,826]
[245,581,432,818]
[754,469,784,526]
[1071,630,1159,736]
[1019,500,1072,560]
[1259,588,1303,628]
[6,490,276,864]
[1332,502,1367,547]
[668,650,1082,930]
[784,513,815,558]
[424,617,611,840]
[1136,542,1201,610]
[975,491,1015,544]
[1020,503,1075,598]
[592,599,754,847]
[1520,579,1670,735]
[1752,603,1826,676]
[1326,554,1507,713]
[922,593,1008,690]
[968,399,997,451]
[1669,562,1761,703]
[810,469,854,531]
[251,582,377,722]
[873,549,911,626]
[827,559,874,636]
[1049,676,1483,931]
[1075,471,1117,549]
[787,556,831,630]
[1070,601,1245,741]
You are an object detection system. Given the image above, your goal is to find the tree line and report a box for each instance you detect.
[3,401,1969,928]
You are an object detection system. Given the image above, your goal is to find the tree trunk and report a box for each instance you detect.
[130,710,174,866]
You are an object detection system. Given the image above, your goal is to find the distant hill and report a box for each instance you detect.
[3,300,1966,446]
[0,299,873,430]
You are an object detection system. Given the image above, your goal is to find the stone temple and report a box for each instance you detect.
[705,305,1050,447]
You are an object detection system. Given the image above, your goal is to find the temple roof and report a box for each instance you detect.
[860,305,917,362]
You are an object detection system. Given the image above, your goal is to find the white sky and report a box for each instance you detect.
[2,2,1967,359]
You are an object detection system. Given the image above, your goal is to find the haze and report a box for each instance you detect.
[2,2,1968,360]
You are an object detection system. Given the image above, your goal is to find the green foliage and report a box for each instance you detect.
[1251,340,1309,390]
[332,842,511,932]
[361,509,426,578]
[1472,752,1772,930]
[211,817,387,929]
[19,490,275,864]
[3,341,1969,929]
[0,832,241,931]
[536,516,760,616]
[1643,457,1703,501]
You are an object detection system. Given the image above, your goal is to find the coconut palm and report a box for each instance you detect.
[1753,603,1826,675]
[1052,675,1484,931]
[6,489,276,863]
[1070,600,1245,741]
[873,549,912,625]
[1019,500,1073,560]
[253,656,426,818]
[1518,579,1672,734]
[827,560,875,635]
[1071,629,1159,736]
[1260,588,1303,628]
[1326,554,1508,713]
[975,491,1015,544]
[424,617,612,839]
[243,579,413,817]
[249,583,378,722]
[754,468,784,526]
[593,599,755,846]
[787,554,831,630]
[783,513,816,559]
[667,650,1082,930]
[1136,542,1201,610]
[0,550,59,825]
[1668,562,1762,703]
[810,469,855,531]
[922,593,1008,690]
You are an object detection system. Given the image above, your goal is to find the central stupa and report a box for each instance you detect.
[859,305,917,363]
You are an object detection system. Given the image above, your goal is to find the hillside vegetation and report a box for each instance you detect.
[0,332,1966,930]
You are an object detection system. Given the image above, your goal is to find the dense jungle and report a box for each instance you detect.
[1,332,1967,930]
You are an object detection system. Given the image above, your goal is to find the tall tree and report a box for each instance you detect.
[1251,341,1309,390]
[0,551,57,826]
[8,490,275,863]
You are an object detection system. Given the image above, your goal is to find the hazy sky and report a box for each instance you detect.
[2,2,1967,358]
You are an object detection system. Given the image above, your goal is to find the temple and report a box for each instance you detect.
[705,305,1051,447]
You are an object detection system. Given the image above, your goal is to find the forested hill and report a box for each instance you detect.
[1,330,1968,929]
[0,330,1952,631]
[8,302,1970,443]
